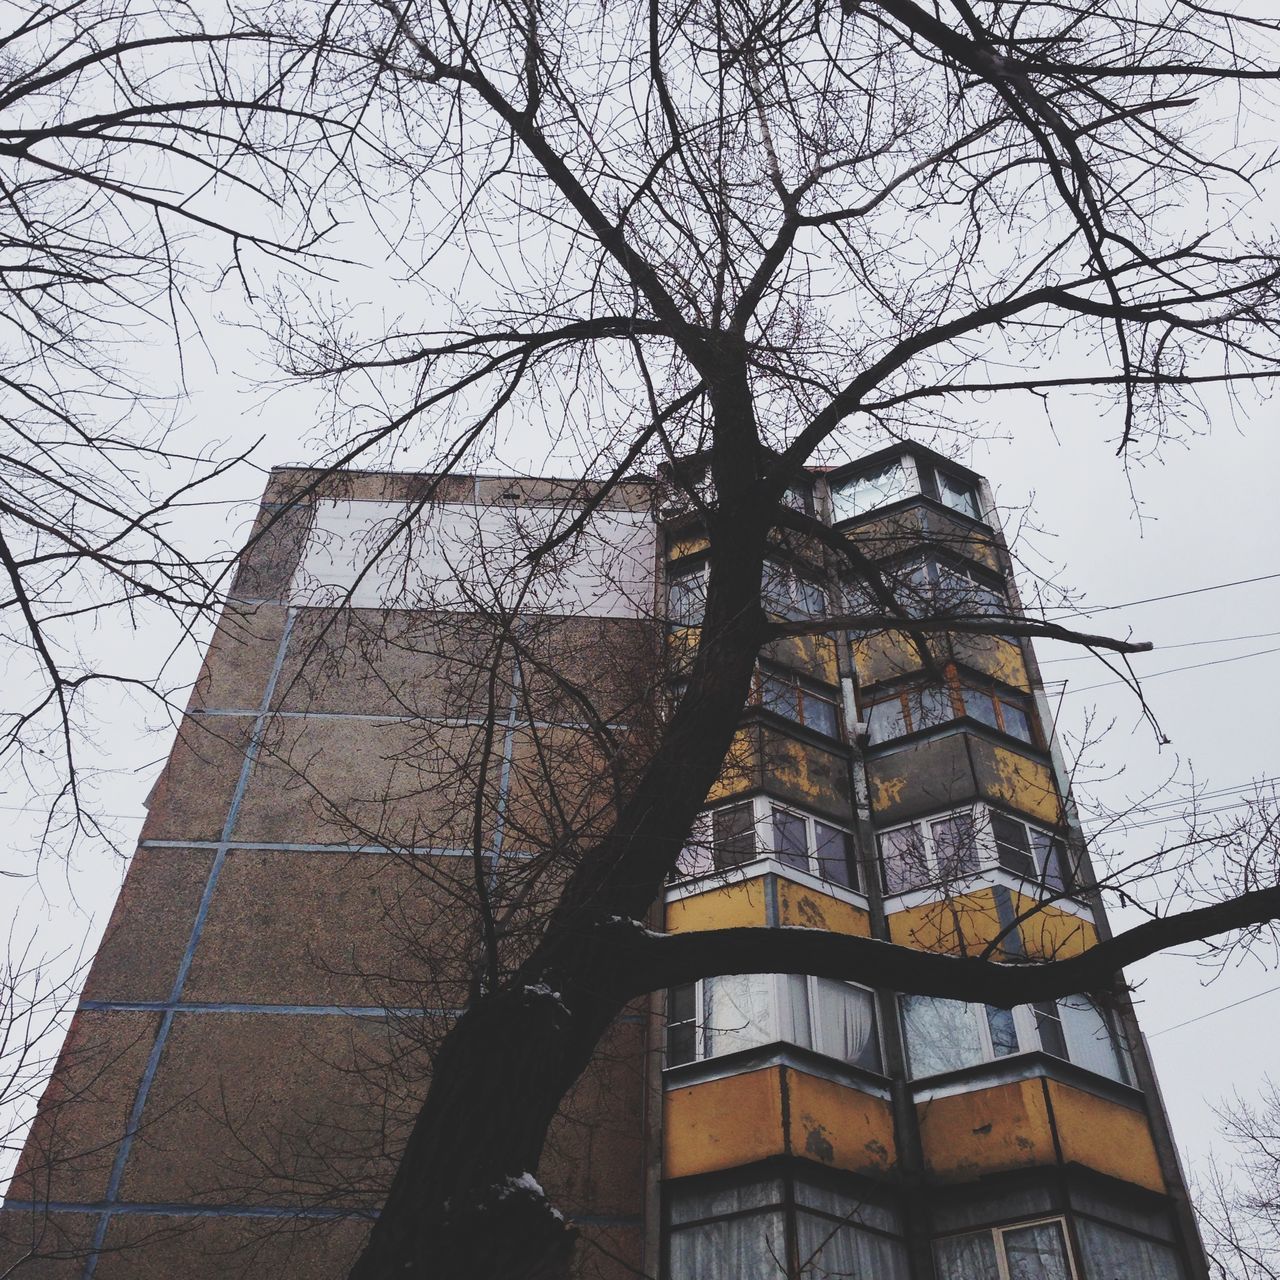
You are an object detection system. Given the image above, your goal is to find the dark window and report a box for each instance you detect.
[713,803,756,867]
[771,808,809,871]
[667,566,706,626]
[815,820,856,890]
[991,812,1035,877]
[757,667,840,738]
[667,983,698,1066]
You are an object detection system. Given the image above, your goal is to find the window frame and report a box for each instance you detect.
[666,557,827,627]
[665,972,883,1074]
[755,663,842,738]
[676,796,859,890]
[899,992,1133,1085]
[877,804,1071,896]
[861,675,1038,748]
[934,1216,1079,1280]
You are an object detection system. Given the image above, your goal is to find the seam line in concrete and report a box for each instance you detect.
[137,840,536,858]
[84,609,298,1277]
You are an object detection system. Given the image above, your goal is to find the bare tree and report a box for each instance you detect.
[5,0,1280,1276]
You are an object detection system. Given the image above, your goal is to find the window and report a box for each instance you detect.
[935,1219,1074,1280]
[757,666,841,737]
[900,993,1131,1084]
[878,806,1072,895]
[676,798,858,890]
[667,564,707,626]
[668,559,826,626]
[863,679,1036,746]
[761,558,827,622]
[931,468,983,521]
[830,458,914,521]
[1074,1219,1183,1280]
[666,974,881,1072]
[829,454,987,525]
[882,557,1008,621]
[668,1177,908,1280]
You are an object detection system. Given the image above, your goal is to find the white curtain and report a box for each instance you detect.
[796,1213,909,1279]
[1003,1223,1072,1280]
[810,980,877,1070]
[705,973,775,1057]
[900,995,984,1077]
[1075,1220,1183,1280]
[670,1213,788,1280]
[1058,996,1127,1083]
[934,1231,1001,1280]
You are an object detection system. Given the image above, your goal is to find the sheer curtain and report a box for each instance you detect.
[669,1213,788,1280]
[796,1213,909,1279]
[900,995,984,1077]
[1075,1220,1184,1280]
[934,1231,1001,1280]
[1003,1223,1072,1280]
[704,973,774,1056]
[1058,996,1127,1083]
[810,980,878,1070]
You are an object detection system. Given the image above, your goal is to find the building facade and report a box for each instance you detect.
[2,449,1207,1279]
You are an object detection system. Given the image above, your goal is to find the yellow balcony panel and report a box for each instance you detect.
[867,733,1061,828]
[844,504,1002,574]
[759,726,853,820]
[786,1069,896,1176]
[664,1067,786,1178]
[777,880,871,937]
[665,878,769,933]
[667,531,710,560]
[918,1078,1056,1181]
[887,889,1004,954]
[1047,1079,1165,1194]
[1013,897,1098,961]
[664,1066,896,1180]
[851,631,1030,693]
[761,632,840,686]
[706,727,759,803]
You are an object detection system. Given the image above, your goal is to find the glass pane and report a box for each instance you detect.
[713,803,757,868]
[669,982,696,1024]
[815,821,854,889]
[668,569,706,626]
[879,826,929,894]
[668,1021,697,1066]
[1058,995,1127,1083]
[784,483,811,514]
[934,1231,1001,1280]
[901,996,985,1077]
[962,688,1000,730]
[761,671,799,720]
[930,811,979,880]
[677,811,714,878]
[830,459,912,520]
[1075,1219,1184,1280]
[804,693,840,737]
[1034,1001,1068,1058]
[991,812,1035,877]
[670,1214,789,1280]
[772,808,810,871]
[797,577,827,618]
[1000,700,1034,742]
[909,685,952,731]
[812,979,880,1070]
[1032,832,1070,893]
[704,973,774,1057]
[797,1213,910,1280]
[866,698,908,744]
[1002,1221,1072,1280]
[761,561,794,619]
[936,471,981,520]
[986,1005,1020,1057]
[669,1179,786,1224]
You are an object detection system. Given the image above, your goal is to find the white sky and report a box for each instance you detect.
[3,22,1279,1202]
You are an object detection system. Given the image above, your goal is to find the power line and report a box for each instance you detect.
[1149,982,1280,1038]
[1047,570,1280,618]
[1063,644,1280,695]
[1039,628,1280,665]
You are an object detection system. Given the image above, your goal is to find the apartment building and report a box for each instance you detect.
[1,448,1206,1280]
